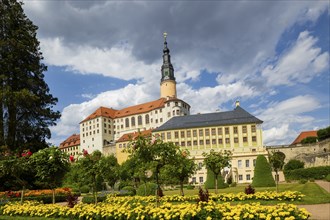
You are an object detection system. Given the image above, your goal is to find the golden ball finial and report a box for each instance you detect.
[163,32,167,41]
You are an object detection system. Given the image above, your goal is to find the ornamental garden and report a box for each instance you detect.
[1,135,330,219]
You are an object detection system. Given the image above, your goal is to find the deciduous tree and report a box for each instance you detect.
[202,149,232,194]
[269,151,285,192]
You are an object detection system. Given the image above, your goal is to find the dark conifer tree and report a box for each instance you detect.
[0,0,60,153]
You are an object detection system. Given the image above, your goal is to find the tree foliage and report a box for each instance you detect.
[301,136,318,144]
[30,147,69,203]
[161,149,198,196]
[317,126,330,141]
[283,159,305,171]
[268,151,285,192]
[252,155,275,187]
[0,0,60,153]
[202,149,232,194]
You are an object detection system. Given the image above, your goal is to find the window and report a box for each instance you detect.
[181,142,185,147]
[253,159,256,167]
[205,139,210,145]
[104,123,106,128]
[131,117,135,126]
[167,112,171,117]
[175,102,178,106]
[211,128,216,135]
[181,131,185,138]
[198,162,203,169]
[242,126,247,133]
[251,125,256,132]
[252,136,257,142]
[225,127,229,134]
[104,129,107,133]
[174,131,179,139]
[119,144,122,148]
[137,116,142,125]
[218,127,222,135]
[187,130,191,137]
[243,137,248,142]
[238,160,242,168]
[167,132,171,139]
[225,138,230,144]
[234,127,238,134]
[193,140,198,146]
[199,140,204,145]
[155,119,158,123]
[160,109,162,113]
[187,141,191,146]
[199,177,204,183]
[246,174,251,181]
[176,109,180,115]
[145,114,150,124]
[218,138,223,144]
[167,103,170,107]
[193,130,197,137]
[160,118,163,123]
[192,177,196,183]
[239,175,243,181]
[199,129,203,136]
[234,137,239,143]
[125,118,129,128]
[212,139,216,144]
[245,160,250,168]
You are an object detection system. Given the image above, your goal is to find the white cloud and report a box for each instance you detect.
[262,31,329,86]
[40,37,159,82]
[257,95,320,145]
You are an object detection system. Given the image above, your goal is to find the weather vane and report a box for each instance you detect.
[163,32,167,41]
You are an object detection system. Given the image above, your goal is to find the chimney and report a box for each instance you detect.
[235,100,240,107]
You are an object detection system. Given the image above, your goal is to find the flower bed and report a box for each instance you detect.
[105,191,304,204]
[0,200,310,219]
[0,188,71,198]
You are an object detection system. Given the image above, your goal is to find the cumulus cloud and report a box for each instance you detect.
[257,95,321,145]
[262,31,329,86]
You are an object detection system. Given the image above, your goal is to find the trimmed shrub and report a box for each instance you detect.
[284,166,330,181]
[301,136,317,144]
[80,185,90,194]
[7,195,67,204]
[252,155,275,187]
[186,185,195,190]
[325,174,330,182]
[299,179,308,184]
[230,182,237,187]
[284,159,304,171]
[204,169,228,189]
[82,196,106,204]
[120,186,136,196]
[136,182,158,196]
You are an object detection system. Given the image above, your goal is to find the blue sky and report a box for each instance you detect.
[22,1,329,146]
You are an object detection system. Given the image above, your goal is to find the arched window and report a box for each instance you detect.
[145,114,150,124]
[131,117,136,126]
[125,118,129,128]
[138,116,142,125]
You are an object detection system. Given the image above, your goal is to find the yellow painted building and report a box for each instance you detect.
[153,101,267,184]
[59,134,81,158]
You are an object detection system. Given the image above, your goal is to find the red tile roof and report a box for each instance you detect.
[80,97,189,123]
[59,134,80,149]
[116,129,153,143]
[291,130,318,145]
[80,106,117,123]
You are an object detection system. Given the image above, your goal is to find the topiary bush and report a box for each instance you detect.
[252,155,275,187]
[136,182,158,196]
[204,169,228,189]
[120,186,136,196]
[325,174,330,182]
[82,195,106,204]
[80,185,90,194]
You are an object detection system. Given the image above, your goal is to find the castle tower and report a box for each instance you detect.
[160,32,177,98]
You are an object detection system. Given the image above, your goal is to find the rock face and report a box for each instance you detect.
[267,139,330,167]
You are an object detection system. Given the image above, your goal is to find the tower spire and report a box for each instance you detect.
[160,33,177,98]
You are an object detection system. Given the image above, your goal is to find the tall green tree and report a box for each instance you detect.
[30,147,69,204]
[99,154,120,191]
[202,149,232,194]
[268,151,285,192]
[0,0,60,153]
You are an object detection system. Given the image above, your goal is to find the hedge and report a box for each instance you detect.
[3,195,67,204]
[82,196,107,204]
[284,166,330,180]
[204,169,228,189]
[252,155,275,187]
[136,182,158,196]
